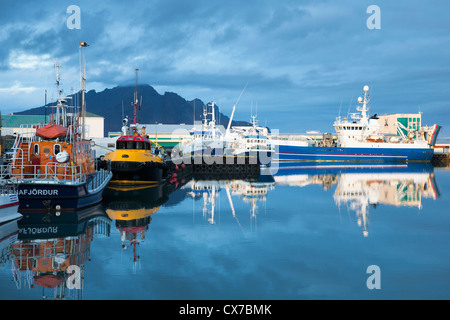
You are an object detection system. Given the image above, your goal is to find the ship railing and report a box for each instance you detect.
[0,166,18,194]
[0,182,18,195]
[16,123,44,138]
[11,123,51,166]
[10,163,88,184]
[86,164,111,193]
[10,124,43,166]
[91,216,112,237]
[0,164,11,180]
[269,134,314,141]
[349,112,362,120]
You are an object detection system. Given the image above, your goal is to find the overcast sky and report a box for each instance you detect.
[0,0,449,134]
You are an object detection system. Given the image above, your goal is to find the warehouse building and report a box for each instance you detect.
[0,112,104,138]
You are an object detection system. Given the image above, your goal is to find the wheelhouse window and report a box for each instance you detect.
[34,144,39,155]
[54,144,61,155]
[116,140,149,150]
[135,141,144,150]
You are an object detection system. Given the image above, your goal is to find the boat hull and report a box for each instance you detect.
[17,171,112,212]
[273,161,434,176]
[0,193,21,225]
[0,194,19,209]
[109,161,165,185]
[233,150,275,166]
[16,203,108,239]
[276,145,434,162]
[18,183,104,212]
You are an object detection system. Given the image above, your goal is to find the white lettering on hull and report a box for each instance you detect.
[18,189,59,196]
[20,226,58,235]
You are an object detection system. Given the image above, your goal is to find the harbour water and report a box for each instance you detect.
[1,162,450,300]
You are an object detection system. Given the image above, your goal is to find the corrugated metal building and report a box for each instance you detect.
[0,112,104,138]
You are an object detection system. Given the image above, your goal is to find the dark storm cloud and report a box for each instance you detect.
[0,1,110,68]
[0,0,449,133]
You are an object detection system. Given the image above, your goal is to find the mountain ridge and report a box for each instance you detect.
[16,84,252,136]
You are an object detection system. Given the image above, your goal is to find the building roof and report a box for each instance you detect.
[0,112,103,128]
[139,123,226,135]
[66,112,103,118]
[1,115,49,128]
[86,111,103,118]
[378,113,422,117]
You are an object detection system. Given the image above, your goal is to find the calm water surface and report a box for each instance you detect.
[1,162,450,300]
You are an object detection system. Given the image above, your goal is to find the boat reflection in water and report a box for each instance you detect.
[0,217,21,273]
[273,162,440,236]
[333,164,439,237]
[102,179,188,272]
[9,204,111,299]
[0,161,443,299]
[185,168,275,228]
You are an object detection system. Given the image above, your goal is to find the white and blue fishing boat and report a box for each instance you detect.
[181,102,274,166]
[273,85,441,162]
[226,114,275,166]
[182,101,224,157]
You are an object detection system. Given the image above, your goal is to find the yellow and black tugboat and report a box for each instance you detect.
[104,69,168,185]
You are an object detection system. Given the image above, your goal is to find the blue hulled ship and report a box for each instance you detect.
[272,85,441,162]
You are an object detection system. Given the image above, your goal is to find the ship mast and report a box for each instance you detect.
[80,42,89,139]
[225,82,247,138]
[133,68,140,125]
[210,102,216,139]
[357,85,370,124]
[54,64,70,127]
[55,64,62,126]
